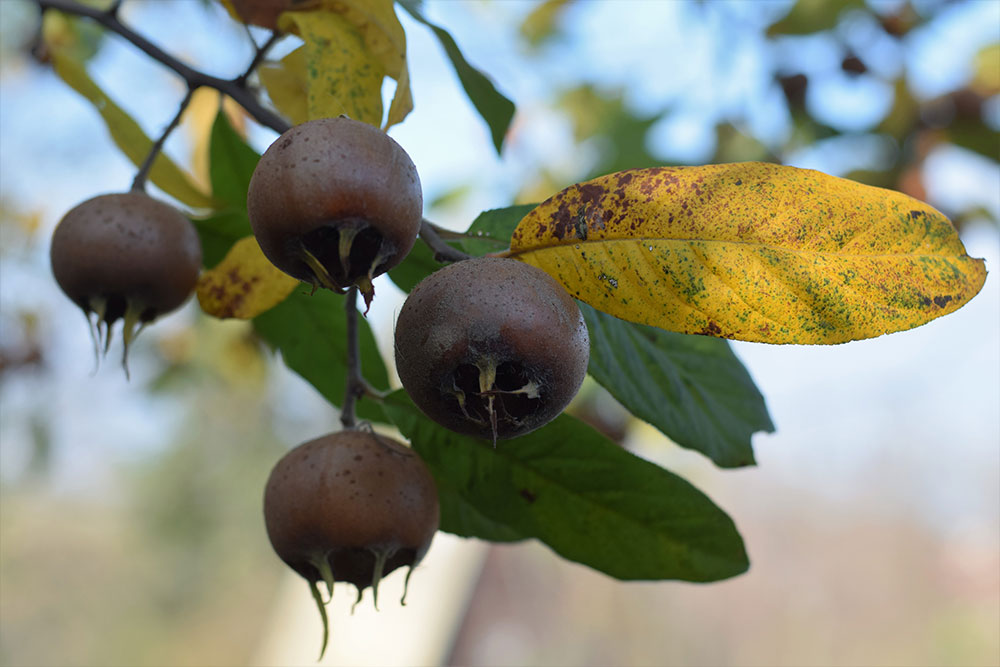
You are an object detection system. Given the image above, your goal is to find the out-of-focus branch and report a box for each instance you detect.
[34,0,291,134]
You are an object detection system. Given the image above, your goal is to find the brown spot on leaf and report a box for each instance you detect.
[578,183,606,208]
[550,202,577,239]
[519,488,537,503]
[933,295,953,308]
[698,321,723,336]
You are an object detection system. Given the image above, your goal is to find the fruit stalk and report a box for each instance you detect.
[340,286,362,429]
[418,219,473,263]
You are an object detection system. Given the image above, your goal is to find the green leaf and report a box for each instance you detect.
[579,303,773,468]
[387,237,442,293]
[766,0,863,36]
[459,204,538,255]
[208,111,260,211]
[383,391,749,582]
[388,204,540,292]
[253,289,389,419]
[436,484,526,543]
[949,115,1000,162]
[191,211,252,269]
[398,1,515,154]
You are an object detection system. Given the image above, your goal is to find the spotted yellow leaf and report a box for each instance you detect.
[508,163,987,344]
[278,10,385,126]
[197,236,299,319]
[323,0,412,128]
[258,46,310,125]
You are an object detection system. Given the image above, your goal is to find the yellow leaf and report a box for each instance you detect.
[508,163,987,345]
[197,236,299,319]
[258,47,310,125]
[384,60,413,130]
[278,10,385,125]
[183,88,223,192]
[318,0,412,128]
[49,51,214,210]
[972,42,1000,96]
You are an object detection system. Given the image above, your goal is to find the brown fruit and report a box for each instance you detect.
[50,191,202,372]
[247,117,422,306]
[263,429,439,598]
[394,257,590,443]
[226,0,319,30]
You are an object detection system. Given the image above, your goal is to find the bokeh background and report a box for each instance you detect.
[1,1,998,666]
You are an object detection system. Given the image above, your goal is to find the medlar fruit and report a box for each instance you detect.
[263,429,439,655]
[50,191,202,373]
[247,117,422,307]
[227,0,319,30]
[394,257,590,443]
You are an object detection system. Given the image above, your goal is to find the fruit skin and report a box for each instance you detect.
[50,192,202,323]
[263,430,439,591]
[394,257,590,441]
[247,117,422,297]
[227,0,318,30]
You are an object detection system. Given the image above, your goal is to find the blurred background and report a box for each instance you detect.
[0,1,997,665]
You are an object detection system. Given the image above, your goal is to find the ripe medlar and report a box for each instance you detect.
[247,117,422,307]
[50,191,202,372]
[394,257,590,443]
[264,430,438,635]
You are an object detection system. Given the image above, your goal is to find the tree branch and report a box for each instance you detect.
[236,30,281,87]
[131,85,194,192]
[35,0,290,134]
[419,219,473,263]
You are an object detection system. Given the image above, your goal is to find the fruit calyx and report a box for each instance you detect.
[294,216,397,310]
[448,358,546,447]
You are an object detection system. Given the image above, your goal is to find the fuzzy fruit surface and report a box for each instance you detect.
[394,257,590,441]
[247,117,422,295]
[263,430,439,590]
[50,192,202,323]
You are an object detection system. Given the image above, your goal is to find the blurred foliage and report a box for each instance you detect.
[559,84,666,178]
[519,0,572,49]
[1,0,997,664]
[506,0,998,230]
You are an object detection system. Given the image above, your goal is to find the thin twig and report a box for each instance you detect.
[35,0,290,134]
[236,31,281,87]
[131,85,194,192]
[340,286,361,429]
[419,219,473,263]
